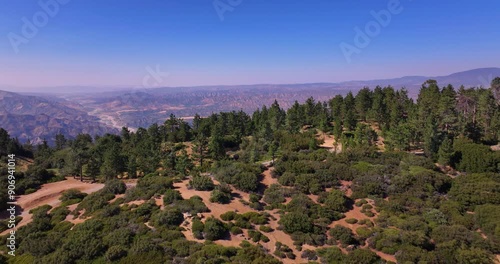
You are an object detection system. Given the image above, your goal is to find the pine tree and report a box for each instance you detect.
[85,156,101,182]
[193,133,208,167]
[55,133,67,150]
[438,85,458,134]
[175,149,193,176]
[355,87,372,121]
[286,101,303,132]
[437,136,453,165]
[209,123,225,160]
[370,86,385,124]
[127,155,137,178]
[269,100,285,131]
[423,117,440,159]
[342,92,356,131]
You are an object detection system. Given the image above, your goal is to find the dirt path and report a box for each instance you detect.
[1,177,104,235]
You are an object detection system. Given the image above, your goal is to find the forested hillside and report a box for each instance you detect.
[1,78,500,263]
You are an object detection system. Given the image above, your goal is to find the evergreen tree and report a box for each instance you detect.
[437,136,453,165]
[193,133,208,168]
[208,123,225,160]
[286,101,303,132]
[55,133,67,151]
[342,92,357,131]
[85,156,101,182]
[370,86,385,124]
[423,117,440,159]
[268,100,286,131]
[355,87,372,121]
[127,155,137,178]
[438,85,458,134]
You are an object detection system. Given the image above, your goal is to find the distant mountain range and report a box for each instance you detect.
[1,67,499,143]
[0,90,118,144]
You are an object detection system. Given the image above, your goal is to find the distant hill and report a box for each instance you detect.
[0,90,118,144]
[333,67,500,97]
[1,68,499,143]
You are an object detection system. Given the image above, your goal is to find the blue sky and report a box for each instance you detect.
[1,0,499,89]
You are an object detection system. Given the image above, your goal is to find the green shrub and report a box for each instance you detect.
[329,225,357,246]
[259,225,274,233]
[60,189,87,203]
[190,175,215,191]
[105,245,127,261]
[152,208,184,227]
[105,179,127,194]
[345,218,358,224]
[192,218,205,239]
[203,217,228,241]
[362,204,373,210]
[220,211,237,221]
[163,189,183,204]
[230,226,243,235]
[364,211,375,217]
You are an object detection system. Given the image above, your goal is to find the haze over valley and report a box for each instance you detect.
[2,68,499,143]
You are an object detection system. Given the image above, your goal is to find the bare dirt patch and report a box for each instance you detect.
[328,199,397,263]
[261,167,278,187]
[0,177,104,235]
[175,177,304,263]
[317,132,342,153]
[329,199,377,235]
[340,180,353,197]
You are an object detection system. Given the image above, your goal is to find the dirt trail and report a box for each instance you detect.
[1,177,104,235]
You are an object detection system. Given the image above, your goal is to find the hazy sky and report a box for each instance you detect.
[1,0,499,90]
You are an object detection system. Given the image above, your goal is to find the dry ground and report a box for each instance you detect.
[1,177,104,235]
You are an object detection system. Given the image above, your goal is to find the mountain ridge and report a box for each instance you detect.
[1,67,499,143]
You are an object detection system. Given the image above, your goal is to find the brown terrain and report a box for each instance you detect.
[174,167,396,263]
[174,169,302,264]
[1,177,105,236]
[3,165,397,263]
[318,132,342,153]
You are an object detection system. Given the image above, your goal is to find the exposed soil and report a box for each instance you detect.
[317,132,342,153]
[174,169,303,264]
[340,180,353,198]
[368,122,385,152]
[1,177,104,235]
[261,167,279,187]
[329,199,378,236]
